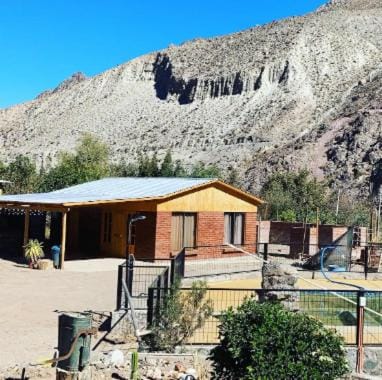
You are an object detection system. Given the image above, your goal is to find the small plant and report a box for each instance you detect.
[210,299,349,379]
[24,239,44,268]
[145,280,213,352]
[130,351,139,380]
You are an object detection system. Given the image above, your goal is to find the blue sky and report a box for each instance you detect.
[0,0,327,109]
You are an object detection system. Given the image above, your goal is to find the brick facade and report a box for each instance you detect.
[151,211,258,260]
[154,212,172,259]
[196,212,225,247]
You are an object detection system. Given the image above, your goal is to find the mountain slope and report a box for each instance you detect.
[1,0,381,195]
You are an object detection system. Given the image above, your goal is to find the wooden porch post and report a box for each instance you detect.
[60,211,67,269]
[23,209,30,253]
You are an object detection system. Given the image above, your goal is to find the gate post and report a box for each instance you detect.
[263,243,268,262]
[127,254,134,295]
[364,246,369,281]
[356,290,366,373]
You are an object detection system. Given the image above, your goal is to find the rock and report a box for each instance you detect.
[261,261,299,310]
[174,362,186,372]
[37,259,53,270]
[146,367,162,380]
[104,350,124,367]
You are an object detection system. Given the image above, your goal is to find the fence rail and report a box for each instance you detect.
[147,288,382,346]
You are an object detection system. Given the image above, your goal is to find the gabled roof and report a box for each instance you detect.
[0,177,263,208]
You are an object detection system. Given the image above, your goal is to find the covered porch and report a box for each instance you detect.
[0,202,158,269]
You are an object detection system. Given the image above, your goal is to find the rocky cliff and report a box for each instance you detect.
[0,0,381,196]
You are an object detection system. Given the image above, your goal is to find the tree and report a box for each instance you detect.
[160,150,174,177]
[0,160,6,177]
[261,170,328,223]
[226,168,239,186]
[190,162,221,178]
[110,159,138,177]
[148,152,160,177]
[173,160,187,177]
[4,155,39,194]
[210,299,349,379]
[137,153,151,177]
[40,134,109,191]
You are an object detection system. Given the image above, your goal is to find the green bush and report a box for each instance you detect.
[210,299,349,379]
[145,280,213,352]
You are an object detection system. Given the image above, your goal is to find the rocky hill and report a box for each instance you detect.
[0,0,381,196]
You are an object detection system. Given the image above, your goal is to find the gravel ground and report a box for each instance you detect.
[0,258,123,370]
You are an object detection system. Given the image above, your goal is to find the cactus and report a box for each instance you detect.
[130,351,139,380]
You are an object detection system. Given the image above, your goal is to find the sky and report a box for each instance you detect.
[0,0,327,109]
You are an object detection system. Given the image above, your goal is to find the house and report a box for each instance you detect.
[0,177,263,268]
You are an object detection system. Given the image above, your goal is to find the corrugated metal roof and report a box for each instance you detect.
[0,177,216,205]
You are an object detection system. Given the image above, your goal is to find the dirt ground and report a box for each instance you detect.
[0,258,124,370]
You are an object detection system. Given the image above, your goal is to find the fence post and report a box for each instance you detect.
[155,277,161,321]
[147,287,154,325]
[170,255,175,286]
[116,264,123,310]
[264,243,268,262]
[170,249,185,285]
[127,254,134,295]
[356,290,366,373]
[364,247,369,281]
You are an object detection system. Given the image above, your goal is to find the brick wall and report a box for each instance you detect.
[196,212,225,247]
[154,212,172,259]
[244,212,257,252]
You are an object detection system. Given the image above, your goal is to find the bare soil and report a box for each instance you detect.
[0,258,123,370]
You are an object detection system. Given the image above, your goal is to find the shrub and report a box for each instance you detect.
[24,239,44,265]
[145,280,213,352]
[210,299,349,379]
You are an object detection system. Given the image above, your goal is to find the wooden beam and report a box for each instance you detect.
[23,209,30,254]
[0,203,69,213]
[60,211,67,270]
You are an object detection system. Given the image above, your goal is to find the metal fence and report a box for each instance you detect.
[147,288,382,346]
[257,242,382,276]
[116,250,185,311]
[180,244,262,278]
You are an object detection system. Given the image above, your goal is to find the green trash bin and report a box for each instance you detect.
[57,313,92,372]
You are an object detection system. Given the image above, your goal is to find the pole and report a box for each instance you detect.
[23,209,30,254]
[335,189,341,224]
[356,291,366,374]
[378,190,382,241]
[316,207,319,254]
[60,211,67,269]
[263,243,268,262]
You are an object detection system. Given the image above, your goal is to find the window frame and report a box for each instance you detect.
[224,212,245,245]
[171,212,197,251]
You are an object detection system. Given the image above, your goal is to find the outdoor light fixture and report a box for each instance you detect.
[126,214,147,263]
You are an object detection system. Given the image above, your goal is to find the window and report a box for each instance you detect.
[103,212,112,243]
[171,213,196,251]
[224,213,244,245]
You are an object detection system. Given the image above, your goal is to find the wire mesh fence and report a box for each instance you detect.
[147,288,382,346]
[116,250,185,311]
[181,244,261,278]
